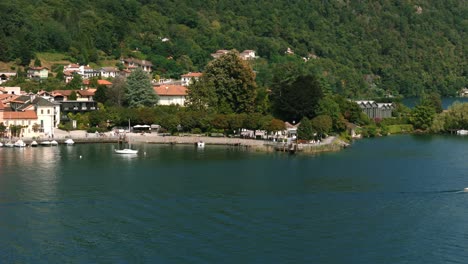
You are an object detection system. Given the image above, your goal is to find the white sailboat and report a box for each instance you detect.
[115,119,138,154]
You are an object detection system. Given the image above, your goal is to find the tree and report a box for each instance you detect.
[94,84,108,104]
[270,74,324,122]
[69,90,77,100]
[67,73,83,90]
[263,118,286,135]
[107,76,127,107]
[55,68,64,81]
[297,117,315,140]
[421,92,443,114]
[410,105,435,130]
[125,68,159,108]
[185,78,217,112]
[32,123,40,132]
[34,56,42,67]
[311,115,333,138]
[0,122,6,137]
[203,50,257,114]
[316,96,346,131]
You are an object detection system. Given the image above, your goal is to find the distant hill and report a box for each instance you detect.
[0,0,466,97]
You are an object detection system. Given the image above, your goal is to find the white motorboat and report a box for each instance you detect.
[196,141,205,148]
[14,140,26,148]
[40,141,51,146]
[50,140,58,146]
[4,141,14,148]
[30,141,38,147]
[114,148,138,154]
[0,142,3,147]
[64,138,75,145]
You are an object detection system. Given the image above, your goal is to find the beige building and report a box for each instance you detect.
[154,85,187,106]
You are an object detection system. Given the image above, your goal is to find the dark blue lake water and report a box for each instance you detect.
[0,136,467,263]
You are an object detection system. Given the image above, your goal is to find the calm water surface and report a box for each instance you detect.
[0,135,468,263]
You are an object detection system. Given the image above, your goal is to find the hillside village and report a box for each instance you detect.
[0,50,276,139]
[0,47,401,140]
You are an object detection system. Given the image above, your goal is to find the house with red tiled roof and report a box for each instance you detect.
[82,79,113,89]
[27,67,49,80]
[153,85,187,106]
[181,72,202,86]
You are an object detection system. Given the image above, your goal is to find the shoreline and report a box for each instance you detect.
[3,131,349,154]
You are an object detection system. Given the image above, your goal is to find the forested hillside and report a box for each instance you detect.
[0,0,466,97]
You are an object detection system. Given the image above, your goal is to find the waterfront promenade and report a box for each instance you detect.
[6,129,348,153]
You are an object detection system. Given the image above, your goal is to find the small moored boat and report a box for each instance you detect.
[64,139,75,145]
[114,148,138,154]
[196,141,205,148]
[50,140,58,146]
[14,140,26,148]
[30,141,38,147]
[40,141,51,146]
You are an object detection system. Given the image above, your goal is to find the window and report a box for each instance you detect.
[41,110,43,114]
[47,109,50,114]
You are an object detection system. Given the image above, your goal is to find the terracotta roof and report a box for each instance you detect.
[98,80,112,85]
[154,85,187,96]
[3,111,37,119]
[0,94,16,100]
[181,72,203,78]
[63,70,76,76]
[52,90,73,96]
[28,66,48,71]
[78,90,94,96]
[0,101,4,110]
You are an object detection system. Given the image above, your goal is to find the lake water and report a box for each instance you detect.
[402,97,468,109]
[1,136,468,263]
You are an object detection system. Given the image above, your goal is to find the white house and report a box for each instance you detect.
[27,67,49,80]
[121,58,153,73]
[239,50,256,60]
[33,97,60,136]
[181,72,202,86]
[79,65,99,79]
[0,86,21,95]
[0,94,60,137]
[100,67,120,78]
[153,85,187,106]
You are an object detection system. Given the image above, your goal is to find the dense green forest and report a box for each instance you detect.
[0,0,466,97]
